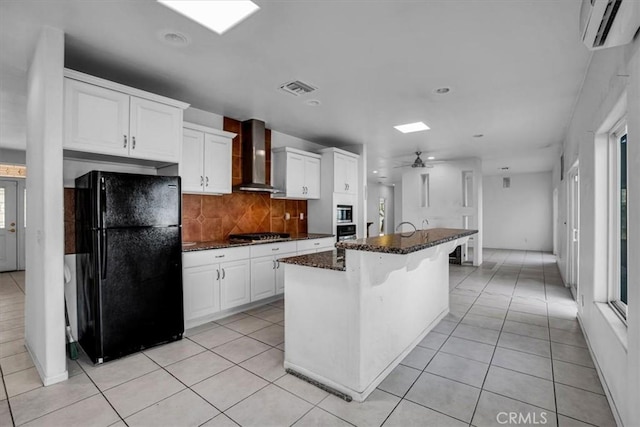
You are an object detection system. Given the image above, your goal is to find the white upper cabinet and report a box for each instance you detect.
[63,69,189,164]
[333,151,358,195]
[180,123,235,195]
[272,147,321,199]
[181,128,206,193]
[129,97,182,162]
[64,80,130,157]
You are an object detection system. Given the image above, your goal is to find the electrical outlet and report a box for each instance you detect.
[285,212,290,220]
[299,212,304,220]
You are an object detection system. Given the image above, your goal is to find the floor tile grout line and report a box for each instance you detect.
[469,249,517,425]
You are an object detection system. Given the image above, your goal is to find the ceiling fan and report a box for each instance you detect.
[394,151,434,168]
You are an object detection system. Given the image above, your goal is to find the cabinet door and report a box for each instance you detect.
[345,155,358,194]
[286,153,306,198]
[333,153,348,193]
[129,96,182,163]
[220,259,251,310]
[275,252,297,294]
[181,129,205,193]
[204,133,232,194]
[183,265,220,322]
[64,79,129,156]
[304,156,321,199]
[250,256,276,301]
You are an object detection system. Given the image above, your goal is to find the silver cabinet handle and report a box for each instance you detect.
[200,176,204,186]
[272,260,276,270]
[123,135,128,148]
[221,268,226,279]
[132,136,136,149]
[206,176,209,187]
[276,260,281,269]
[345,183,348,191]
[314,242,319,246]
[215,254,225,258]
[216,269,220,280]
[272,247,279,251]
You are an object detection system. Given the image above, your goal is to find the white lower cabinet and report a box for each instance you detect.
[250,241,297,298]
[220,259,251,310]
[182,246,250,326]
[183,238,334,327]
[183,264,220,322]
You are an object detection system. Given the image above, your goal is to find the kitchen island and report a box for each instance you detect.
[279,228,477,402]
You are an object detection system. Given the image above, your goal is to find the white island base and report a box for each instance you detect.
[283,234,469,402]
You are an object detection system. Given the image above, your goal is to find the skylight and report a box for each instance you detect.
[157,0,260,35]
[394,121,430,133]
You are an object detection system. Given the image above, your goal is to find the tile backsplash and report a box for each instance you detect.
[182,194,307,242]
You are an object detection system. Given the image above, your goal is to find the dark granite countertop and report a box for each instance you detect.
[279,249,346,271]
[335,228,477,255]
[182,233,334,252]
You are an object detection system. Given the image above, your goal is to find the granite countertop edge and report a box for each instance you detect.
[279,250,346,272]
[335,229,478,255]
[182,233,335,252]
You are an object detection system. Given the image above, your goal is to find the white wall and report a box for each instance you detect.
[25,27,67,386]
[183,107,223,129]
[483,172,552,251]
[555,35,640,426]
[366,183,394,236]
[401,158,483,265]
[271,131,325,152]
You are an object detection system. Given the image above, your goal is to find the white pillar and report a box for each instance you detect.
[25,26,67,386]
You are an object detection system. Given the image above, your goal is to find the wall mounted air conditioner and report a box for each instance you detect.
[580,0,640,50]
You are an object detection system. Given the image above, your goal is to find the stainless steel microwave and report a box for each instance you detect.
[336,205,353,223]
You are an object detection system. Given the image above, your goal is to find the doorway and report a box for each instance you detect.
[379,198,386,235]
[567,167,580,299]
[0,179,18,272]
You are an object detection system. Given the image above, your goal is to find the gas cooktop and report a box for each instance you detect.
[228,232,291,243]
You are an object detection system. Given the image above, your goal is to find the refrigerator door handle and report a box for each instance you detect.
[100,176,107,230]
[101,229,107,279]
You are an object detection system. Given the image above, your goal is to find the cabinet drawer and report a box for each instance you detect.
[297,238,335,252]
[250,241,298,258]
[183,246,251,268]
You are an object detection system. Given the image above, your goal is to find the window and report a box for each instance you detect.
[609,121,628,320]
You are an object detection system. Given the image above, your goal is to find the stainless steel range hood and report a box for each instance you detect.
[233,119,280,193]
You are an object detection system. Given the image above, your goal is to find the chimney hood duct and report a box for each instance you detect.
[234,119,280,193]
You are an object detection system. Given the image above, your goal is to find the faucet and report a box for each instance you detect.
[396,221,417,236]
[421,219,430,229]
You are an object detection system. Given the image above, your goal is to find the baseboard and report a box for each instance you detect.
[576,313,624,427]
[25,340,68,387]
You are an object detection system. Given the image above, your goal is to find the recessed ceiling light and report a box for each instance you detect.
[157,30,190,46]
[157,0,259,35]
[433,87,451,94]
[394,121,430,133]
[473,134,484,138]
[427,156,435,160]
[372,170,378,174]
[305,99,321,106]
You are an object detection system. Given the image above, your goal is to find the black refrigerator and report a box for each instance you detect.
[75,171,183,364]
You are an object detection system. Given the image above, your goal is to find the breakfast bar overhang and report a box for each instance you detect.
[280,228,478,402]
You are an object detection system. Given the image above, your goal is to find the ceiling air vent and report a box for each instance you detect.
[279,80,317,96]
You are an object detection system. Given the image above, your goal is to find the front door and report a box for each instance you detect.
[0,180,18,272]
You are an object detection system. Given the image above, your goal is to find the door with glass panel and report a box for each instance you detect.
[0,180,18,272]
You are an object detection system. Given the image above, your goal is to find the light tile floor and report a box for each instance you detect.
[0,250,617,426]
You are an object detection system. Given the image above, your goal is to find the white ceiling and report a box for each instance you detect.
[0,0,591,180]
